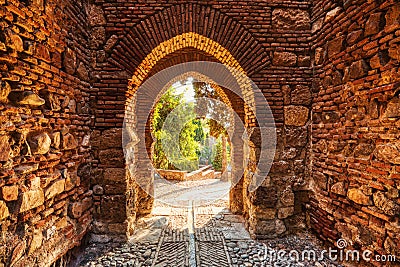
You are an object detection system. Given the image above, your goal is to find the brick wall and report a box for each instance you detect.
[310,0,400,259]
[0,0,93,265]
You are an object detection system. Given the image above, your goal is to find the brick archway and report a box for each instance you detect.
[91,3,305,242]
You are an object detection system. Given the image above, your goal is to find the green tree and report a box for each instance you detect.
[152,86,205,171]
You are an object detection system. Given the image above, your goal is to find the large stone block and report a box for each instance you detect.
[28,132,51,155]
[326,36,344,59]
[373,191,399,216]
[88,5,106,26]
[272,8,310,30]
[284,106,309,126]
[62,133,78,150]
[104,168,126,182]
[101,195,127,222]
[385,3,400,32]
[374,141,400,164]
[331,182,347,196]
[251,186,278,208]
[253,219,286,237]
[290,85,312,105]
[347,188,372,205]
[365,13,383,36]
[63,47,77,75]
[0,80,11,103]
[45,179,65,200]
[349,60,369,79]
[285,126,308,147]
[0,135,11,161]
[20,190,44,213]
[2,185,18,201]
[324,7,342,22]
[273,51,297,67]
[0,201,9,220]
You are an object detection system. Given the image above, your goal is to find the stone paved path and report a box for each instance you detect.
[77,179,342,267]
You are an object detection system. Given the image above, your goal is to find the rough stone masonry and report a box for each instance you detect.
[0,0,399,266]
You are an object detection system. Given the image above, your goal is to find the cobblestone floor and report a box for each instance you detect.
[77,179,342,267]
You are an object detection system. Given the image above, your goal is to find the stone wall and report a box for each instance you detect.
[89,0,313,241]
[310,0,400,259]
[0,0,93,266]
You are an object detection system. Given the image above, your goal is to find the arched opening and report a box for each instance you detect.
[122,33,271,239]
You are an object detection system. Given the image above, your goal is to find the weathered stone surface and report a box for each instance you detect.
[353,143,375,157]
[278,206,294,219]
[285,126,307,147]
[28,132,51,155]
[20,190,44,212]
[385,4,400,31]
[253,207,275,220]
[15,164,39,174]
[255,219,286,236]
[93,185,104,195]
[101,195,126,222]
[11,91,45,106]
[51,132,61,149]
[326,36,344,58]
[2,185,18,201]
[347,29,363,45]
[365,13,383,36]
[35,44,51,62]
[315,47,324,65]
[0,135,11,162]
[312,17,323,33]
[373,191,399,216]
[0,201,9,220]
[252,187,277,208]
[272,8,310,30]
[284,106,309,126]
[347,188,372,205]
[324,7,341,22]
[270,161,289,174]
[63,47,77,74]
[331,182,346,196]
[63,133,78,150]
[90,27,106,49]
[374,141,400,164]
[273,51,297,67]
[349,60,369,79]
[0,81,11,103]
[45,179,65,200]
[28,231,43,255]
[76,62,89,81]
[297,55,311,67]
[280,186,295,207]
[388,44,400,61]
[88,5,106,26]
[69,197,92,218]
[291,85,312,105]
[313,171,327,190]
[6,30,23,52]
